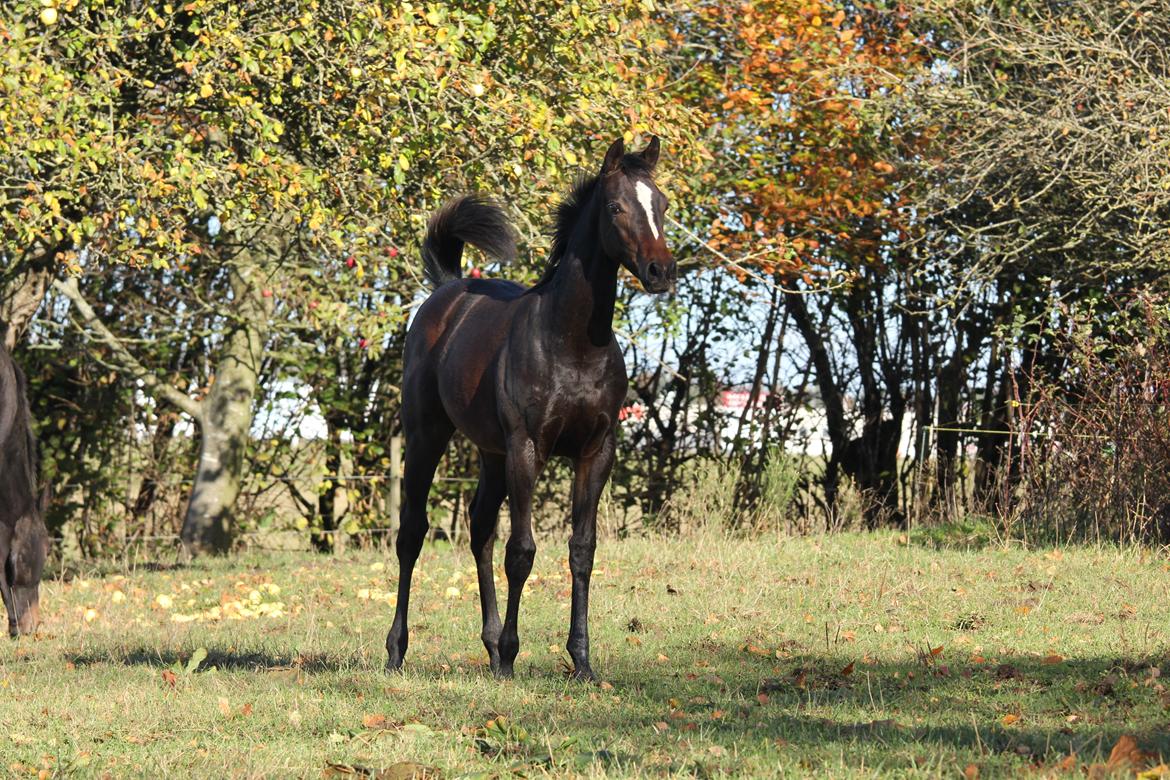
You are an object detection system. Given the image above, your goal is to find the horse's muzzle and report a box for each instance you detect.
[9,592,40,637]
[642,260,676,294]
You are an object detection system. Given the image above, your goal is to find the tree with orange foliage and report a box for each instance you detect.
[682,0,928,524]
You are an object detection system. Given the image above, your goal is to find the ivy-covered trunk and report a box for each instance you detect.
[180,264,270,556]
[1,245,59,349]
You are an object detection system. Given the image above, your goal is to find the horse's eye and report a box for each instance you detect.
[607,202,623,215]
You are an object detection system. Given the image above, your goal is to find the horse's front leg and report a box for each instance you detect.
[498,437,541,678]
[469,452,507,673]
[566,434,615,682]
[0,527,17,637]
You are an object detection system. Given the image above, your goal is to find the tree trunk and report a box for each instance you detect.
[785,291,849,515]
[1,245,59,349]
[311,413,346,552]
[180,264,270,556]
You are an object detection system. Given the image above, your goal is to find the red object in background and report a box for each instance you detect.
[469,267,482,279]
[346,256,356,268]
[308,300,319,310]
[261,289,273,298]
[720,389,751,411]
[387,247,399,258]
[618,403,645,422]
[359,338,369,349]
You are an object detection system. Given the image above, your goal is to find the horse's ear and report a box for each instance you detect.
[601,138,625,175]
[639,136,660,170]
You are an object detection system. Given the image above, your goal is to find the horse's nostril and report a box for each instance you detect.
[647,263,662,280]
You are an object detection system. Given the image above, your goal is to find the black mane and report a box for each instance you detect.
[539,153,654,285]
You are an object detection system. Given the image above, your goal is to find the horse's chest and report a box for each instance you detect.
[503,357,622,453]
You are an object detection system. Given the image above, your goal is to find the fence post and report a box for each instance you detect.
[389,435,402,538]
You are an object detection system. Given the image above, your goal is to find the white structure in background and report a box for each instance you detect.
[707,387,920,459]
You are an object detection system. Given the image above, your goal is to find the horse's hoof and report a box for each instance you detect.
[570,667,597,683]
[494,665,515,680]
[385,653,405,673]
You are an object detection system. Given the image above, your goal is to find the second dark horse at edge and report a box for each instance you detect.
[386,137,675,680]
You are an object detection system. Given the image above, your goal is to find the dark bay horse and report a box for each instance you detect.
[0,342,49,636]
[386,137,675,680]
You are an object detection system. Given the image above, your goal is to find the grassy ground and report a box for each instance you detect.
[3,530,1170,778]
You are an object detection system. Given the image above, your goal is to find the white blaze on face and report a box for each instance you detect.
[634,180,660,240]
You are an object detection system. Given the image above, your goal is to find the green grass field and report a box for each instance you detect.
[3,531,1170,778]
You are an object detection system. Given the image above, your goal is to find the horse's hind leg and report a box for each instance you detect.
[385,405,453,671]
[469,452,507,673]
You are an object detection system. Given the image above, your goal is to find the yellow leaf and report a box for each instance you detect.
[1001,714,1020,726]
[199,83,213,99]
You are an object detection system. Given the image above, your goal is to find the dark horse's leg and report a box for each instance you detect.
[469,452,507,673]
[385,398,453,671]
[497,437,541,678]
[0,525,16,636]
[566,435,615,681]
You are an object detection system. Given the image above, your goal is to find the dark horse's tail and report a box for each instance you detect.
[421,195,517,288]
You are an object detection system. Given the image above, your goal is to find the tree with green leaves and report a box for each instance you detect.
[2,0,700,553]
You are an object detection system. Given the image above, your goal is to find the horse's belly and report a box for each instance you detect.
[436,335,508,455]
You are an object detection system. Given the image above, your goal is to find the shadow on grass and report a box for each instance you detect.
[909,517,1000,551]
[66,646,362,674]
[382,644,1170,774]
[46,557,220,584]
[629,645,1170,770]
[60,637,1170,773]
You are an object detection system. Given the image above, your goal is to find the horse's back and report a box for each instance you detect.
[407,278,526,355]
[404,278,531,452]
[0,346,22,448]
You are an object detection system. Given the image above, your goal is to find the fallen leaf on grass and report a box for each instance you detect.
[1001,714,1020,726]
[963,763,979,779]
[840,662,855,676]
[362,714,404,731]
[217,697,231,718]
[1098,735,1156,775]
[161,669,177,688]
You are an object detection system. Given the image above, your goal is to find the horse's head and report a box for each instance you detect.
[6,492,49,637]
[597,137,675,294]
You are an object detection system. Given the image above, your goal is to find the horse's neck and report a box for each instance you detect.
[544,247,618,350]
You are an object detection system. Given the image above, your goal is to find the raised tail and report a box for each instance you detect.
[421,195,517,288]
